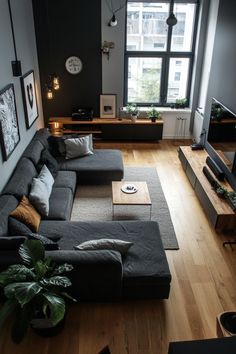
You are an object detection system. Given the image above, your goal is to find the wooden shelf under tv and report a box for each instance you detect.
[49,117,164,141]
[178,146,236,232]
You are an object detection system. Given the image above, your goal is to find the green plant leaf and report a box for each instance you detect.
[19,240,45,266]
[0,264,35,286]
[52,263,74,275]
[0,299,18,329]
[42,293,65,325]
[34,260,49,280]
[4,282,42,306]
[41,276,72,288]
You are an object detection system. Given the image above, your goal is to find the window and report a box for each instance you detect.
[125,1,198,106]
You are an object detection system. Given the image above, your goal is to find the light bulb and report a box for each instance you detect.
[53,75,60,90]
[108,14,117,27]
[46,87,53,100]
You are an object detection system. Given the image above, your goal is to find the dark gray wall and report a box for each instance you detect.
[33,0,102,122]
[204,0,236,187]
[0,0,44,192]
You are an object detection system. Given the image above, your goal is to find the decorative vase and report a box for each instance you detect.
[131,114,137,122]
[151,117,156,122]
[31,316,66,337]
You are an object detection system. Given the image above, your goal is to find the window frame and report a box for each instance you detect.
[124,0,199,107]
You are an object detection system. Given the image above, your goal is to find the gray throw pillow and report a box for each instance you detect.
[29,165,54,216]
[74,239,133,255]
[64,136,93,159]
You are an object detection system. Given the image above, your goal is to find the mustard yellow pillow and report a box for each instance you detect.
[10,196,41,232]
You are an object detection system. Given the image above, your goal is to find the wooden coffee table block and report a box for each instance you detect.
[112,181,152,219]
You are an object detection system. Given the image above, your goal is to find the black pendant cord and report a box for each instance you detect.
[8,0,22,76]
[8,0,18,62]
[106,0,126,15]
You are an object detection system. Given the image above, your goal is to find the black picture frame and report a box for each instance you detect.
[21,70,38,129]
[0,84,20,161]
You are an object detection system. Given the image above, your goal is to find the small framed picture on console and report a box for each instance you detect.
[100,94,116,119]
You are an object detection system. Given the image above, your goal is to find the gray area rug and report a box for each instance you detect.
[71,167,179,250]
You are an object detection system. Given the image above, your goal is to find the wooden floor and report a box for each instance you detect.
[1,140,236,354]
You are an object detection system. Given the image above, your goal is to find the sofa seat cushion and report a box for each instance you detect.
[53,171,77,195]
[42,188,73,221]
[0,195,19,236]
[2,158,38,199]
[58,149,124,183]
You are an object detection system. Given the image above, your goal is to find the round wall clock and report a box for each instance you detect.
[65,56,83,75]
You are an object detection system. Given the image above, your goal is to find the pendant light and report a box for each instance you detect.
[52,74,60,90]
[166,0,177,27]
[108,14,118,27]
[106,0,126,27]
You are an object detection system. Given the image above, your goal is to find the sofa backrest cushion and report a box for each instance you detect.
[2,158,38,199]
[22,140,45,166]
[36,149,59,178]
[0,236,27,250]
[9,216,32,236]
[0,195,19,236]
[33,128,50,148]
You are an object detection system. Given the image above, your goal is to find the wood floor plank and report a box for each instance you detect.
[1,140,236,353]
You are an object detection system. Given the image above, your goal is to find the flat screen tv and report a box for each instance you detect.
[206,98,236,177]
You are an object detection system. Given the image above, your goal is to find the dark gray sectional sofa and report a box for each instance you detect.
[0,129,171,301]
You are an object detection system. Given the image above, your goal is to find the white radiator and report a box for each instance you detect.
[193,110,204,143]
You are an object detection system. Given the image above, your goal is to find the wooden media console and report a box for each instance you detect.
[179,146,236,232]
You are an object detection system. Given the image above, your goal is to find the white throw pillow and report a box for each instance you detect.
[64,136,93,159]
[74,239,133,255]
[29,165,54,216]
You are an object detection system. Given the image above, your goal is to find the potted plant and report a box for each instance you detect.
[147,105,161,122]
[175,98,187,109]
[126,103,139,122]
[0,240,76,343]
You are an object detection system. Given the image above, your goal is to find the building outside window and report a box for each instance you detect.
[125,1,198,106]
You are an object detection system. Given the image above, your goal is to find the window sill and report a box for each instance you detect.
[122,107,192,114]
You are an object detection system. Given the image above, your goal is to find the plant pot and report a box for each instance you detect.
[131,114,137,122]
[31,316,66,337]
[151,117,156,122]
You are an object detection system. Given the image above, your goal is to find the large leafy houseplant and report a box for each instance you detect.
[0,240,75,343]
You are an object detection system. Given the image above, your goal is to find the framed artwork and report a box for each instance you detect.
[100,94,116,119]
[21,70,38,129]
[0,84,20,161]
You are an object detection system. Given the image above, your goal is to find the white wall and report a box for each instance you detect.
[197,0,220,114]
[0,0,44,191]
[101,0,126,115]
